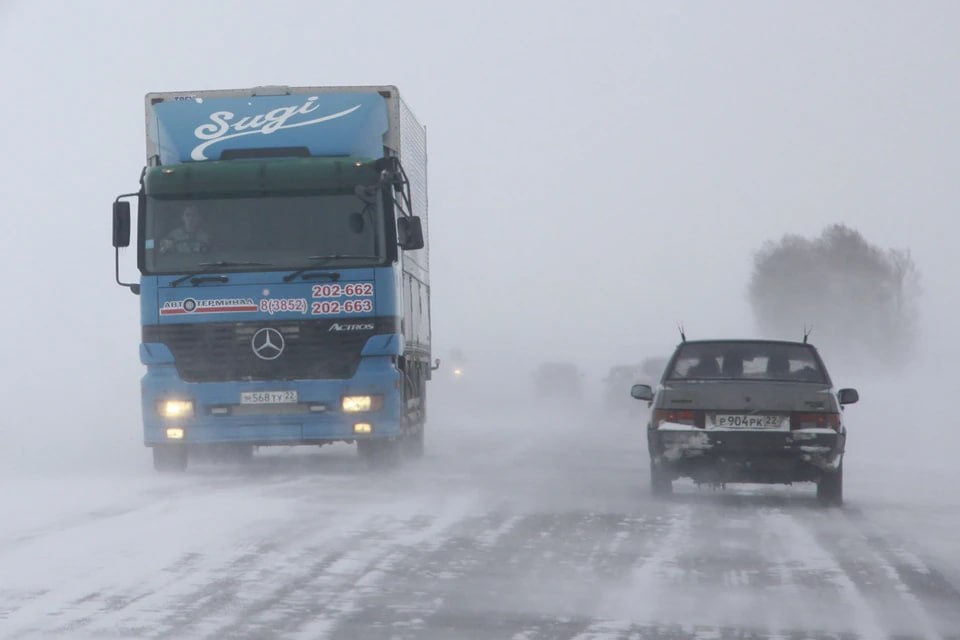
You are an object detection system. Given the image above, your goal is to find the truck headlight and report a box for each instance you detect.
[159,400,194,418]
[342,395,383,412]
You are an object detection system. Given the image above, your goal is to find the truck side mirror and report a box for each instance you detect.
[397,216,424,250]
[113,201,131,248]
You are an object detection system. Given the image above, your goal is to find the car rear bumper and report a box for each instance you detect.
[648,427,844,484]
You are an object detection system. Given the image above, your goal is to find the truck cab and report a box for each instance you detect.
[112,86,431,471]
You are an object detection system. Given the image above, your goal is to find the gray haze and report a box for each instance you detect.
[2,3,960,637]
[0,0,955,458]
[0,0,954,464]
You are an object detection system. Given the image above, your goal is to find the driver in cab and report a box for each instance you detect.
[159,205,211,254]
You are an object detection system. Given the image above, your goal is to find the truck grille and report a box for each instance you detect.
[143,317,397,382]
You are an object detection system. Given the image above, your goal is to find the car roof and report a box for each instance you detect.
[676,339,816,349]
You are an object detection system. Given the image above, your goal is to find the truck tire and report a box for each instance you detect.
[229,444,254,464]
[153,444,188,472]
[357,439,399,469]
[817,464,843,506]
[404,426,425,459]
[401,371,425,459]
[650,464,672,497]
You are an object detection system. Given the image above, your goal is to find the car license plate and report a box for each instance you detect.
[713,414,786,429]
[240,390,298,405]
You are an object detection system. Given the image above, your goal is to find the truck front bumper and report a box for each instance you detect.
[141,356,402,446]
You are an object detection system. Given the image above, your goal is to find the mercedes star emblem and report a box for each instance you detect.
[251,327,285,360]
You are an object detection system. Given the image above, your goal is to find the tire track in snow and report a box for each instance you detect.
[761,508,890,638]
[144,493,479,640]
[802,508,960,639]
[306,510,526,639]
[0,461,353,555]
[0,463,461,640]
[597,491,894,637]
[322,509,671,639]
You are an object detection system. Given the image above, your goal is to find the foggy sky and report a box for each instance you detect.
[0,1,957,428]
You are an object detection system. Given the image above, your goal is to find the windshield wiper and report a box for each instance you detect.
[283,255,379,283]
[198,261,273,268]
[170,261,272,287]
[282,269,340,283]
[307,254,379,264]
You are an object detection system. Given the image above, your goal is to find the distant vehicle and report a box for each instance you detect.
[447,348,467,380]
[640,356,668,381]
[603,358,668,410]
[534,362,583,398]
[603,364,645,409]
[630,339,858,505]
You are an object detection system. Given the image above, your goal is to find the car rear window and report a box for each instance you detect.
[666,342,828,383]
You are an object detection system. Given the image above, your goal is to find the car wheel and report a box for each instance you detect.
[817,464,843,506]
[650,464,673,497]
[153,444,188,472]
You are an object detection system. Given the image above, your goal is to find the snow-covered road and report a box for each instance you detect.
[2,397,959,639]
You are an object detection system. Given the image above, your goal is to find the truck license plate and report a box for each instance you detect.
[241,390,298,405]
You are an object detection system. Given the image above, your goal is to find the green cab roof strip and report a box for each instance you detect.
[145,157,381,196]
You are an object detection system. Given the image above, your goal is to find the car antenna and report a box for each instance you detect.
[678,322,686,342]
[803,324,813,343]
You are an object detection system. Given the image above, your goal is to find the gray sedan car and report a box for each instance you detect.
[630,339,858,505]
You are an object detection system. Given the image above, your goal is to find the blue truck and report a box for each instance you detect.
[111,85,432,471]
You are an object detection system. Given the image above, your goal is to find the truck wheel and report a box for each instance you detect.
[230,444,254,464]
[401,372,424,459]
[403,425,425,459]
[153,444,188,472]
[650,464,672,497]
[817,464,843,506]
[357,439,399,469]
[357,440,374,460]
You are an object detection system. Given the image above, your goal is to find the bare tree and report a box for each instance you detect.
[749,224,920,367]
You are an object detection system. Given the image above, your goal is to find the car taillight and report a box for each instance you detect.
[653,409,703,428]
[790,412,841,431]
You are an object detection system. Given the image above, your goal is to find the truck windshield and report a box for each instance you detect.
[143,191,387,274]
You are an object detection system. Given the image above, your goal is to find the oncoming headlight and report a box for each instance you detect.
[159,400,194,418]
[342,395,383,412]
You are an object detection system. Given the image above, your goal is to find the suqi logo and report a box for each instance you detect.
[190,97,361,160]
